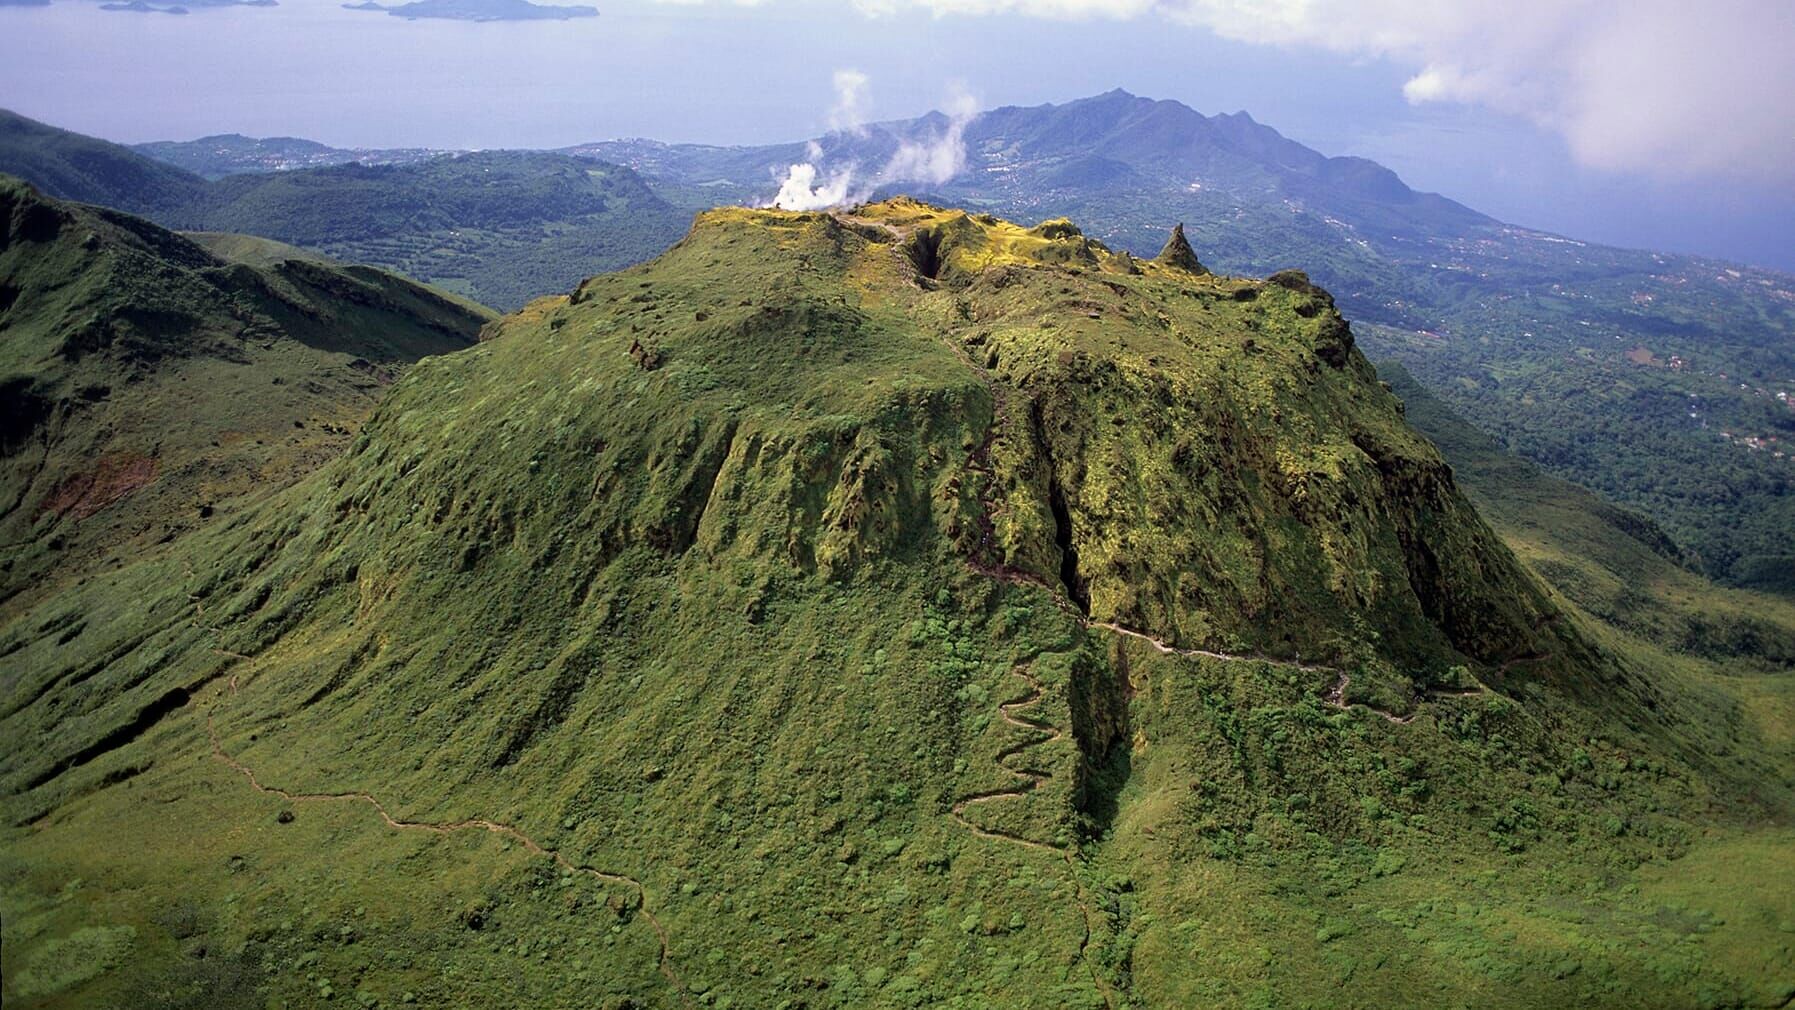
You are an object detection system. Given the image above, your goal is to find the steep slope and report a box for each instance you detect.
[0,176,492,611]
[1387,362,1795,666]
[0,109,207,217]
[2,202,1789,1009]
[115,99,1795,587]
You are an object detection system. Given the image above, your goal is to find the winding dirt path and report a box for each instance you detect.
[944,664,1118,1009]
[948,664,1065,852]
[201,676,693,1009]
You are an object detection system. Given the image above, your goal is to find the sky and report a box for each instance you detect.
[3,0,1792,270]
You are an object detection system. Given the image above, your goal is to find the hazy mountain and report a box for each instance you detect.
[134,134,454,178]
[174,151,686,308]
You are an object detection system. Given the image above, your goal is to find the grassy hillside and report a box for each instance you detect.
[2,112,688,312]
[0,175,492,613]
[69,100,1795,580]
[3,200,1790,1009]
[0,109,208,218]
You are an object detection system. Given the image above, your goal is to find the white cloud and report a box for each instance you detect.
[836,0,1795,184]
[880,87,978,185]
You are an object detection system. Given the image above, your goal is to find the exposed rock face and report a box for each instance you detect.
[1155,221,1208,274]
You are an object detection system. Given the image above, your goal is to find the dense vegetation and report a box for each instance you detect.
[14,98,1791,585]
[3,201,1790,1009]
[0,111,688,311]
[0,175,491,609]
[1386,362,1795,668]
[0,108,206,217]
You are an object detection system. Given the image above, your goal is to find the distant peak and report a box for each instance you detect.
[1156,222,1208,274]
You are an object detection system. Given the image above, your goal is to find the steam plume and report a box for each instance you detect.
[768,74,979,210]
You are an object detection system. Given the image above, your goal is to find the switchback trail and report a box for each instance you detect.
[945,663,1117,1010]
[201,673,693,1009]
[948,664,1066,851]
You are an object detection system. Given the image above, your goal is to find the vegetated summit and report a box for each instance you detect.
[588,91,1795,592]
[14,98,1794,591]
[2,199,1790,1008]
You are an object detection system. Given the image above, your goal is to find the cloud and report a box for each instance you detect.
[771,157,860,211]
[840,0,1795,184]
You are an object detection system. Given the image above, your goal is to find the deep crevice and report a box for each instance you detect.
[1071,643,1132,839]
[906,227,944,281]
[1030,398,1090,615]
[1047,480,1088,616]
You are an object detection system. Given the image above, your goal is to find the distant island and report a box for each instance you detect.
[343,0,596,21]
[99,1,189,12]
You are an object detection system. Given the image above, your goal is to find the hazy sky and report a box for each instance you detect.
[3,0,1792,270]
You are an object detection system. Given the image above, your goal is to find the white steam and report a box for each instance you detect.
[770,143,860,211]
[882,88,978,186]
[828,69,871,135]
[768,74,981,211]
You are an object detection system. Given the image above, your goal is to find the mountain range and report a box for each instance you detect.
[0,110,688,311]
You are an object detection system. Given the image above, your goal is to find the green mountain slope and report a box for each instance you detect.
[96,99,1795,583]
[2,201,1790,1009]
[1387,362,1795,667]
[1,112,688,312]
[0,109,208,217]
[0,176,492,612]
